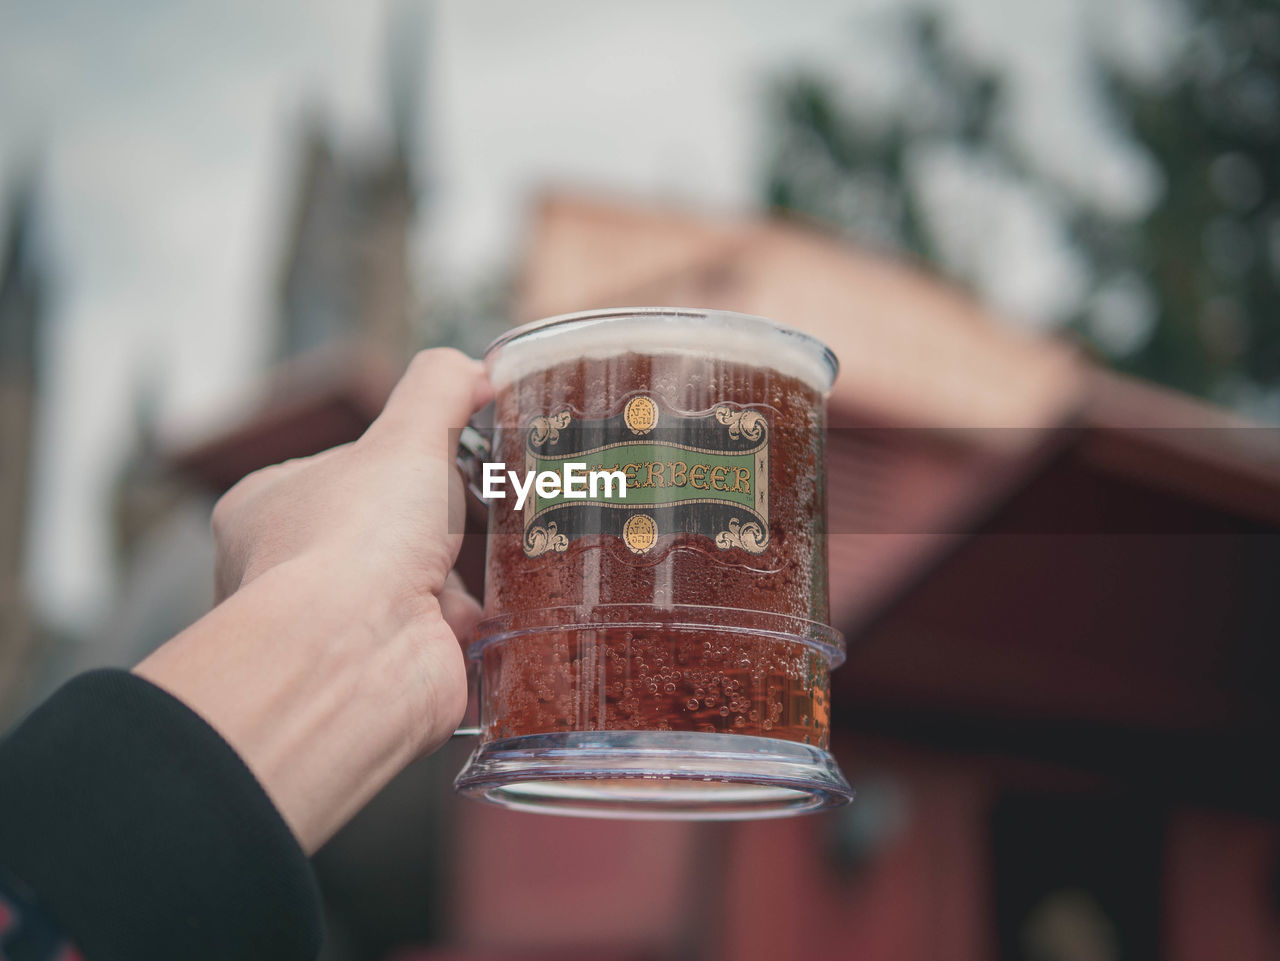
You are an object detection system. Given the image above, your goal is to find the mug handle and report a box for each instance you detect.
[456,423,493,511]
[452,663,483,738]
[451,420,492,738]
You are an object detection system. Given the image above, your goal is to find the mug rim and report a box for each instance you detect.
[482,306,839,389]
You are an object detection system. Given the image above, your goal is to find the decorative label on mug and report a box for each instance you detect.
[520,395,770,557]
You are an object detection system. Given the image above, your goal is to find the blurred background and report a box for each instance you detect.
[3,1,1280,959]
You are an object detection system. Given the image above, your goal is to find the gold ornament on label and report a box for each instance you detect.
[714,406,766,441]
[622,513,658,554]
[529,410,571,446]
[714,517,768,554]
[624,396,659,435]
[524,522,569,557]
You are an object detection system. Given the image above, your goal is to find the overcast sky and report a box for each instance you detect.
[0,0,1177,632]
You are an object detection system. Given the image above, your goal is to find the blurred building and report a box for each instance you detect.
[275,113,415,364]
[454,193,1280,961]
[167,190,1280,961]
[0,176,51,719]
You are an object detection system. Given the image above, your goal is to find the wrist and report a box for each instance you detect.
[135,554,464,853]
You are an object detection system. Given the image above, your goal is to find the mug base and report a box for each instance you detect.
[453,730,853,819]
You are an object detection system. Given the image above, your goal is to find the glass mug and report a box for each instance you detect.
[453,308,853,818]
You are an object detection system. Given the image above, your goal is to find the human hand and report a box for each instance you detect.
[135,348,492,852]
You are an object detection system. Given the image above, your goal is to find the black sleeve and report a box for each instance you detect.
[0,669,322,961]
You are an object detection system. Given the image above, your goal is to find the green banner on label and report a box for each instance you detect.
[531,443,760,513]
[517,396,771,557]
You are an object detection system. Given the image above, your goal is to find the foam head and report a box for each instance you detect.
[485,308,839,394]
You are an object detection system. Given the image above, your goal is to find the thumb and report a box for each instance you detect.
[366,348,492,458]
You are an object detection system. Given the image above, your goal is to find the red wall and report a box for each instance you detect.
[444,739,995,961]
[430,742,1280,961]
[1164,810,1280,961]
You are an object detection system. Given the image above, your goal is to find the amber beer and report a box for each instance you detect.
[481,354,831,746]
[455,308,851,817]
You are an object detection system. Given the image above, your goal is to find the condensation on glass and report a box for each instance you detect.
[454,308,853,818]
